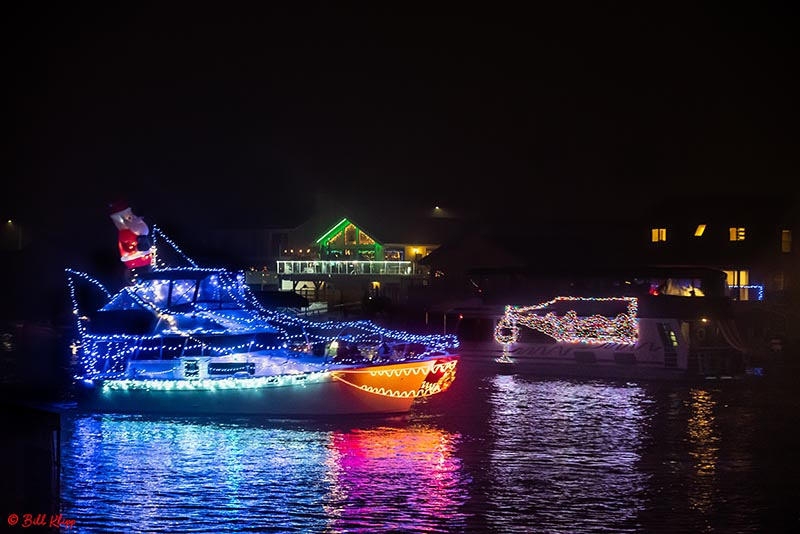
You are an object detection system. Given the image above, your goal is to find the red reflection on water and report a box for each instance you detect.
[324,426,468,531]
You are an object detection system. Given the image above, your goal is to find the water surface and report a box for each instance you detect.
[60,360,800,532]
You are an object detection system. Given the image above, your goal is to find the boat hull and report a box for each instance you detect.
[75,359,457,416]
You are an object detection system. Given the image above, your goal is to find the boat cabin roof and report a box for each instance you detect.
[102,268,250,313]
[138,268,235,281]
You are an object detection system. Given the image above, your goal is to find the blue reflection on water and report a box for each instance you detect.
[59,364,794,532]
[61,414,470,533]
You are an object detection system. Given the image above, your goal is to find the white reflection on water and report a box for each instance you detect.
[486,376,650,533]
[61,414,470,533]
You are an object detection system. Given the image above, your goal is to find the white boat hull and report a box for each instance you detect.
[77,379,414,415]
[75,358,459,416]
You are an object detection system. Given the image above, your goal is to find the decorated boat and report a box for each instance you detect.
[65,205,459,415]
[459,295,749,380]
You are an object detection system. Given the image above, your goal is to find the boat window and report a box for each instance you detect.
[661,278,705,297]
[100,290,148,311]
[195,275,242,309]
[135,280,170,308]
[170,279,197,307]
[197,275,222,305]
[657,322,680,348]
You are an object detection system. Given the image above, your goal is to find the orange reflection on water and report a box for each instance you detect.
[686,388,719,515]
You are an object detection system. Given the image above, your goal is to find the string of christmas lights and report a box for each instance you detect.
[494,296,639,346]
[66,243,459,389]
[729,284,764,301]
[151,225,198,267]
[332,360,458,398]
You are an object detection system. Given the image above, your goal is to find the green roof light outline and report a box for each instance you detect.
[316,218,351,244]
[315,218,381,247]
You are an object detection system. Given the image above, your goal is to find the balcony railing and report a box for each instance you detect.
[276,260,415,276]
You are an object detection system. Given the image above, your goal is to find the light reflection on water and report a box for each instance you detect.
[60,362,800,532]
[686,388,719,517]
[324,427,469,532]
[62,415,469,533]
[484,376,649,533]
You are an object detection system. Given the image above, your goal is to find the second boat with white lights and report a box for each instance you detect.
[458,294,749,380]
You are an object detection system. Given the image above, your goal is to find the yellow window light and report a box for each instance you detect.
[651,228,666,242]
[729,227,745,241]
[694,224,706,237]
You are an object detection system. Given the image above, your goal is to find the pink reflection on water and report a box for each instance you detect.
[324,425,470,532]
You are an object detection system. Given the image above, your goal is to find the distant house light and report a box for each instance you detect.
[694,224,706,237]
[782,230,792,253]
[729,227,746,241]
[730,284,764,301]
[651,228,667,242]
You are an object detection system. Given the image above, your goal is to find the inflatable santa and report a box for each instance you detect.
[108,201,153,272]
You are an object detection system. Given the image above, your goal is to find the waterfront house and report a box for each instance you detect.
[264,207,462,312]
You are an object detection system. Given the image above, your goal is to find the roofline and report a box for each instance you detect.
[315,218,350,244]
[314,216,384,246]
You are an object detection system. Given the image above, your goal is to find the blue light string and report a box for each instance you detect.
[68,264,458,381]
[151,225,198,267]
[729,284,764,301]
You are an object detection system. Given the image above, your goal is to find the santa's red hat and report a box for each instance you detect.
[107,200,130,216]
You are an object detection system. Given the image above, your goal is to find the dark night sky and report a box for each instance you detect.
[3,3,799,233]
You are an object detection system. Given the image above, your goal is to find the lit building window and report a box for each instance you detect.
[344,224,357,245]
[358,231,375,245]
[782,230,792,253]
[694,224,706,237]
[651,228,667,242]
[724,269,751,300]
[729,227,746,241]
